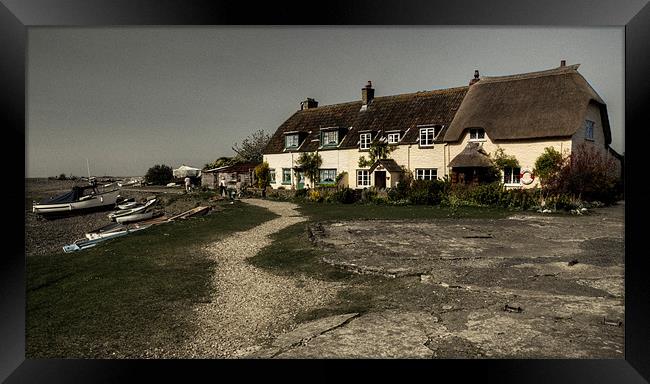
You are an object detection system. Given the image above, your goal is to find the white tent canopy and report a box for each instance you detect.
[173,165,201,178]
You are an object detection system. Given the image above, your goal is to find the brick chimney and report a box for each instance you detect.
[361,81,374,105]
[469,70,480,85]
[300,97,318,110]
[560,60,566,67]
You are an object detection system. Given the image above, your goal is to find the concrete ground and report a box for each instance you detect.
[251,203,624,358]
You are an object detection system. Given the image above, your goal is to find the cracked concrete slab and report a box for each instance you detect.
[273,311,440,358]
[295,204,624,358]
[272,313,359,349]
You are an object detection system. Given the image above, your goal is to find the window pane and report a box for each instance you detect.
[285,135,299,148]
[513,168,521,183]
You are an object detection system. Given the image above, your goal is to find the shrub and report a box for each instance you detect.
[407,179,450,205]
[331,187,357,204]
[466,182,504,206]
[144,164,173,185]
[308,188,323,202]
[534,147,566,189]
[57,173,67,180]
[557,144,619,204]
[295,188,308,198]
[254,162,271,189]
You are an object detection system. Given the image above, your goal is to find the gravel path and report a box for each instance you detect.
[179,199,340,358]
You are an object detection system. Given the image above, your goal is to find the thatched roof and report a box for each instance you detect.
[368,159,403,173]
[448,142,493,168]
[443,64,612,144]
[263,87,468,154]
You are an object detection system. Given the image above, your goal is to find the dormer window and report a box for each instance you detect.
[285,134,299,149]
[585,120,595,141]
[321,130,339,147]
[359,133,372,150]
[469,128,486,141]
[387,132,401,144]
[419,126,440,147]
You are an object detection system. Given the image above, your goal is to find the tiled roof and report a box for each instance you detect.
[263,87,468,154]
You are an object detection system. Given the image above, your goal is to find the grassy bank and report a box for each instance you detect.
[26,200,278,358]
[296,201,514,221]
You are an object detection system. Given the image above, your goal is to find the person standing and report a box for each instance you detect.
[219,177,226,197]
[184,176,191,192]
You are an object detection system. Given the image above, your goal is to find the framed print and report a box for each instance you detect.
[2,0,649,382]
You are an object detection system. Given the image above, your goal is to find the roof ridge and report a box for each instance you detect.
[374,86,469,100]
[296,85,469,112]
[479,64,580,83]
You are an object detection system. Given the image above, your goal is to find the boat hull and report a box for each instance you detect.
[115,211,161,224]
[33,190,121,215]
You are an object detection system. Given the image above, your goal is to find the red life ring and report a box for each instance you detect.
[520,169,535,185]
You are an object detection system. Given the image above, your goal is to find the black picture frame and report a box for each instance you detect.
[3,0,649,382]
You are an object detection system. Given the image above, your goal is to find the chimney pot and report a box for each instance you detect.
[561,60,566,67]
[469,70,480,85]
[301,97,318,110]
[362,81,375,105]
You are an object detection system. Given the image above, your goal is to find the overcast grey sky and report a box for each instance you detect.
[27,27,624,178]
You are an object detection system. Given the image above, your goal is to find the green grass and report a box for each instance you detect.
[26,201,278,358]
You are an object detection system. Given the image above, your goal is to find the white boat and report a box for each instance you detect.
[108,199,157,221]
[64,225,149,253]
[85,222,126,240]
[33,183,121,215]
[117,178,141,187]
[117,201,138,210]
[115,210,162,224]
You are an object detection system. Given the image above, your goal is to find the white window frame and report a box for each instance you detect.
[469,128,486,141]
[282,168,292,184]
[359,133,372,150]
[387,132,401,144]
[285,134,299,149]
[357,170,370,187]
[419,128,436,146]
[269,169,276,183]
[321,130,339,146]
[585,120,595,141]
[503,167,521,185]
[415,168,437,180]
[319,169,337,184]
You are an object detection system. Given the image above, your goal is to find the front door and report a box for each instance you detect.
[375,171,386,189]
[296,171,305,189]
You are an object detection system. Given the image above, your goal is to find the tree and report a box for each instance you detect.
[295,152,322,186]
[358,137,396,167]
[144,164,173,185]
[232,129,271,164]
